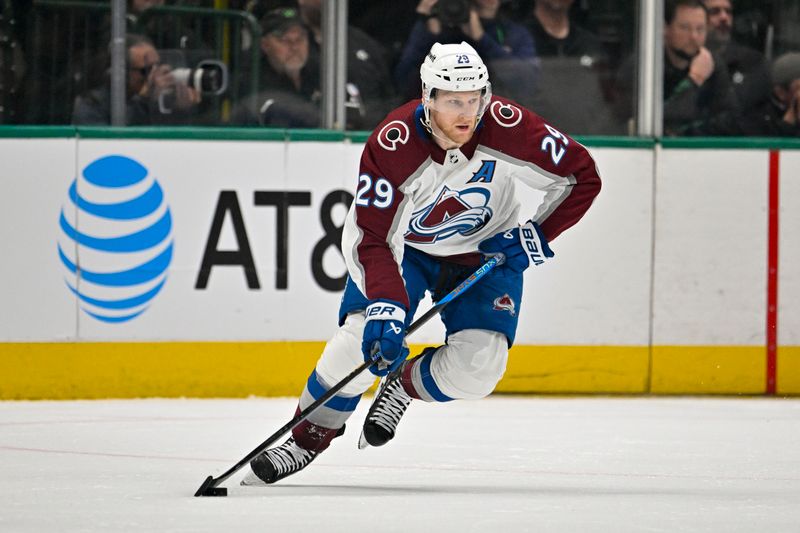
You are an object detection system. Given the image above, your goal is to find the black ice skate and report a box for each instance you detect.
[359,371,413,449]
[240,437,318,485]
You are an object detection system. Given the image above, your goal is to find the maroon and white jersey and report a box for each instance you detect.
[342,96,602,309]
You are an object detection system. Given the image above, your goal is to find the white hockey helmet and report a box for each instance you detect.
[420,42,492,128]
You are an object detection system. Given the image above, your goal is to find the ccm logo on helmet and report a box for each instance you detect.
[456,76,476,81]
[489,101,523,128]
[377,120,410,151]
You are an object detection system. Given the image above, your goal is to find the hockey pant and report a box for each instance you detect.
[291,313,508,452]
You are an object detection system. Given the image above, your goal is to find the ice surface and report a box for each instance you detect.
[1,397,799,532]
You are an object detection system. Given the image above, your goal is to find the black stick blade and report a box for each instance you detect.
[195,475,228,497]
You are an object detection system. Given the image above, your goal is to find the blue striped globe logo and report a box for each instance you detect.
[57,155,173,323]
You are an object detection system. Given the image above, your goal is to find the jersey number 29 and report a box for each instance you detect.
[541,124,569,165]
[355,174,394,209]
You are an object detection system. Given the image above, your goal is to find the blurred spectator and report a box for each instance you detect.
[661,0,739,136]
[702,0,771,110]
[737,52,800,136]
[127,0,205,51]
[22,0,109,124]
[296,0,397,129]
[349,0,421,71]
[244,0,298,21]
[525,0,605,61]
[0,0,29,124]
[394,0,538,104]
[522,0,620,134]
[72,34,200,125]
[232,7,320,127]
[774,2,800,55]
[129,0,162,17]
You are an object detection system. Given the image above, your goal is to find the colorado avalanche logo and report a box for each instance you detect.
[377,120,410,151]
[493,294,516,316]
[490,101,523,128]
[405,186,492,244]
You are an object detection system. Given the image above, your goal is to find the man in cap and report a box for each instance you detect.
[232,7,320,127]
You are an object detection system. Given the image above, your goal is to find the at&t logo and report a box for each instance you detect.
[57,155,173,323]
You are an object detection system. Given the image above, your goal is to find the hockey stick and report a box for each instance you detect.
[194,255,500,496]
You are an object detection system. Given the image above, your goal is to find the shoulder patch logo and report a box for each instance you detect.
[489,101,522,128]
[493,294,516,316]
[377,120,410,151]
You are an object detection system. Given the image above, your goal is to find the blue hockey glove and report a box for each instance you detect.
[478,221,554,273]
[362,300,409,377]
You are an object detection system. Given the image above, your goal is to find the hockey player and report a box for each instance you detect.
[241,41,601,485]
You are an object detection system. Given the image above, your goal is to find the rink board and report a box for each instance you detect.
[4,342,796,398]
[0,130,798,397]
[0,137,649,346]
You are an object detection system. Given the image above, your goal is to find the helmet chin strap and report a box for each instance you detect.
[430,120,463,149]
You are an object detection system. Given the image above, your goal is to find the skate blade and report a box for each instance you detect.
[239,466,269,487]
[358,376,388,451]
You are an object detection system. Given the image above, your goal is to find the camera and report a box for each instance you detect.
[432,0,472,27]
[158,59,228,114]
[172,60,228,96]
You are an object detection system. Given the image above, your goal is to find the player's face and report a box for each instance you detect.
[665,6,708,57]
[429,90,483,146]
